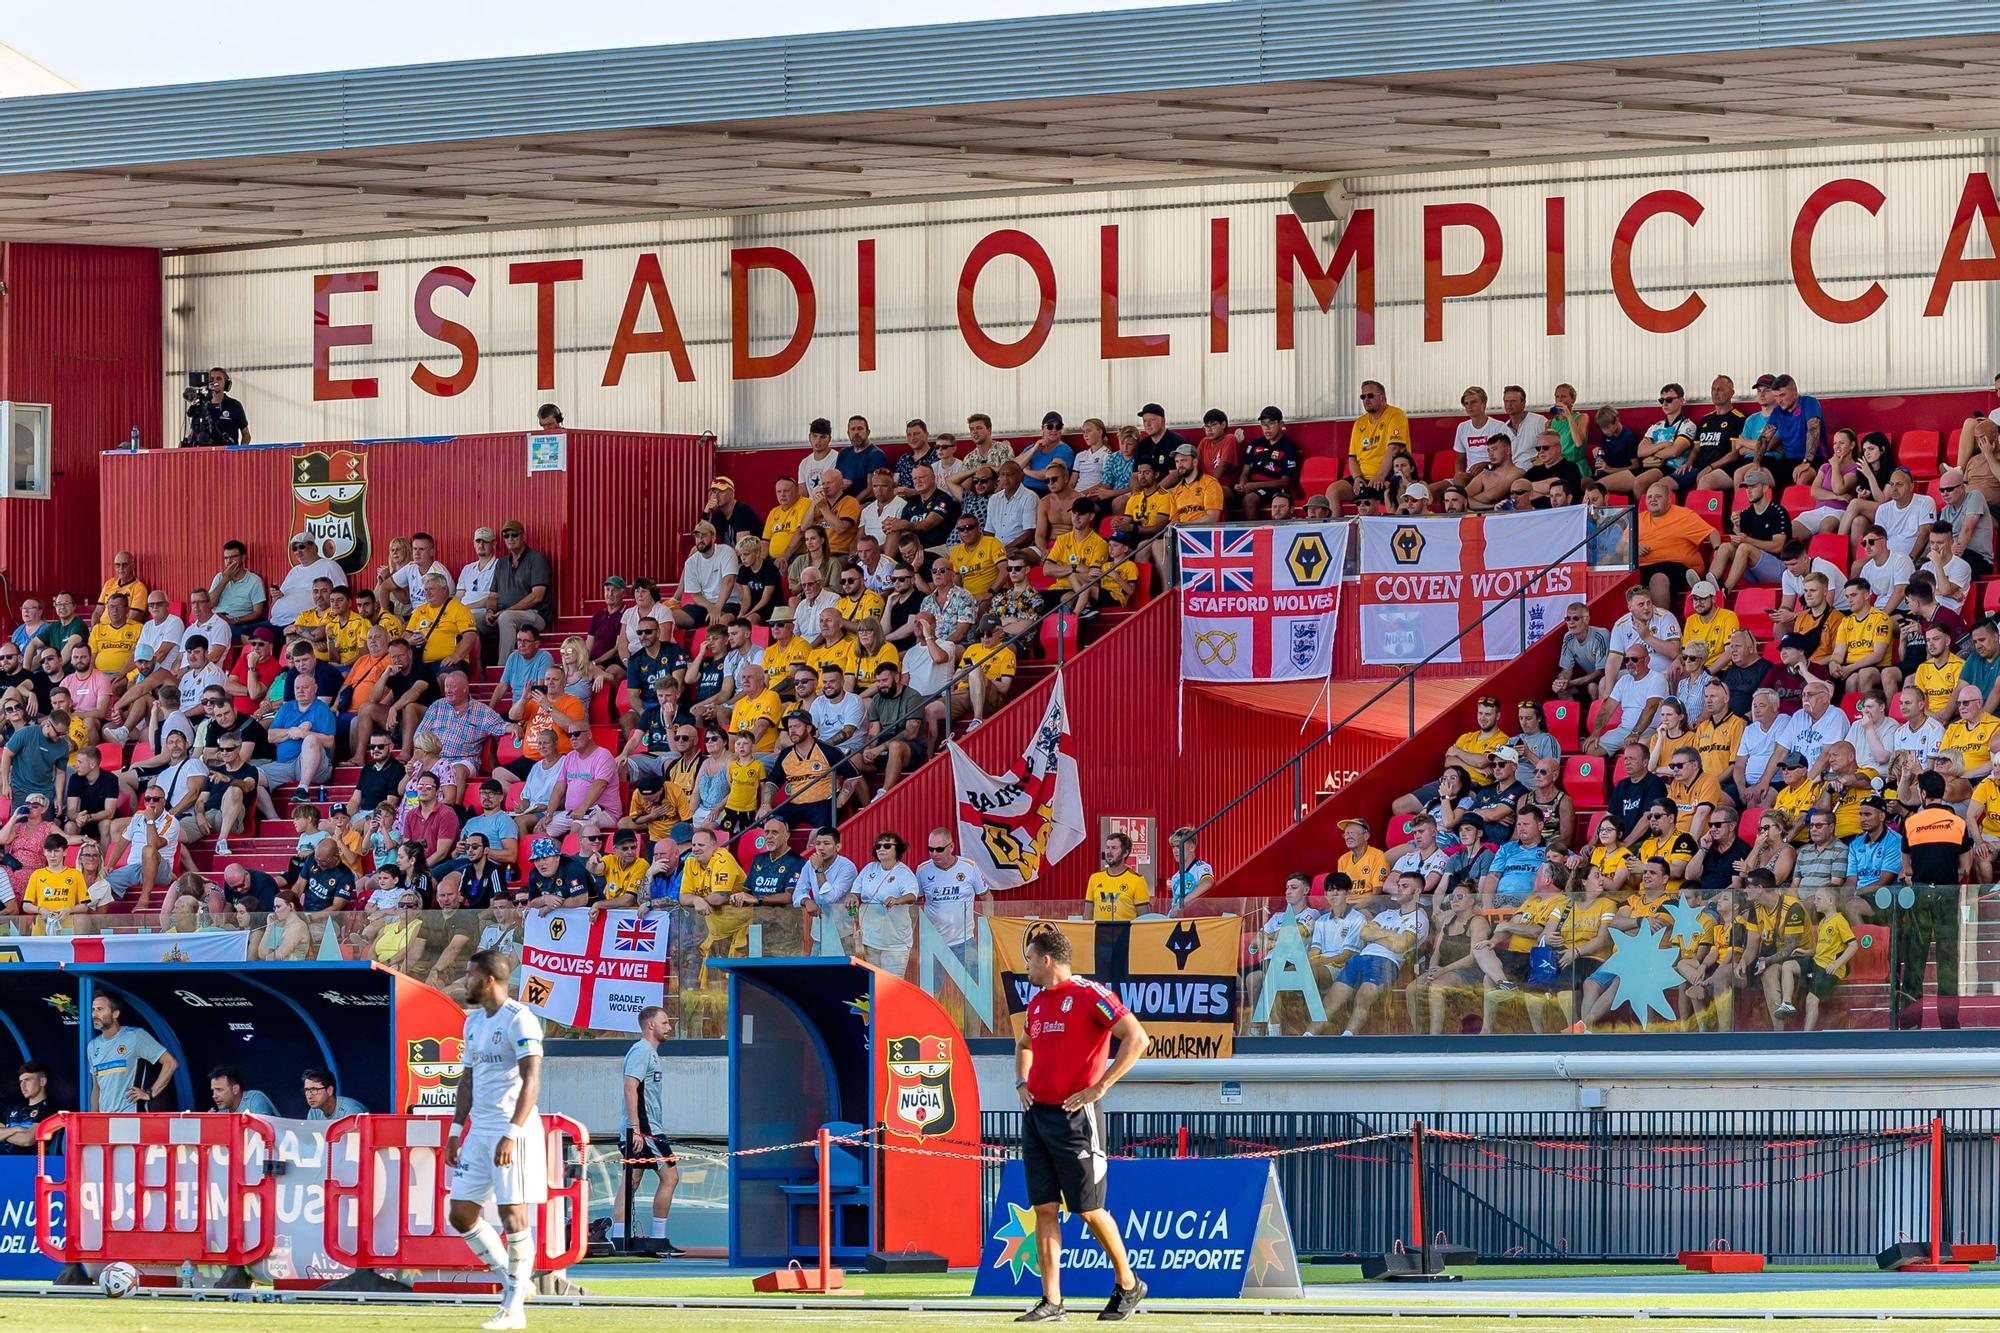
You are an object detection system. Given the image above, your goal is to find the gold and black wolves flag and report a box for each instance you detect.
[992,916,1241,1059]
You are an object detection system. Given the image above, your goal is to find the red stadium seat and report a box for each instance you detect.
[1780,484,1814,513]
[1983,580,2000,616]
[1901,429,1942,482]
[1566,754,1606,809]
[1686,490,1726,532]
[1543,699,1581,753]
[1582,810,1607,845]
[1600,492,1631,506]
[1850,924,1890,985]
[1299,455,1341,500]
[1039,611,1080,663]
[1807,531,1851,571]
[1611,755,1632,785]
[1730,488,1754,513]
[613,680,631,717]
[1838,694,1865,721]
[96,742,123,771]
[1127,562,1155,608]
[1737,807,1764,844]
[1733,585,1779,639]
[1425,449,1458,482]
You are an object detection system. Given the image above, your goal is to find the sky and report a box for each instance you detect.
[10,0,1221,90]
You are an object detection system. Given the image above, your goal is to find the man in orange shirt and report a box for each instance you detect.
[498,664,583,784]
[1636,479,1719,610]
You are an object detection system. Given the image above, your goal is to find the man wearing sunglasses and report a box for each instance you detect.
[90,782,177,912]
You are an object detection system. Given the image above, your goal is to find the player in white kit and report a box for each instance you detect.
[446,950,548,1330]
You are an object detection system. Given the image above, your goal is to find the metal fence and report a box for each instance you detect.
[980,1108,2000,1262]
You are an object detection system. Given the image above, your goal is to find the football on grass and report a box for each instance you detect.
[97,1262,139,1298]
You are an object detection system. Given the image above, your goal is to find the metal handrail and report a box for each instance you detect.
[1181,506,1636,878]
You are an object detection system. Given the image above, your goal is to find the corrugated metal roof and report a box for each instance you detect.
[5,0,2000,174]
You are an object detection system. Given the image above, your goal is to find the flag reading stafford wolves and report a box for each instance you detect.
[1356,508,1588,665]
[1176,523,1349,682]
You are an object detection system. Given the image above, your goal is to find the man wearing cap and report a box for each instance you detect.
[492,520,555,649]
[1679,582,1740,671]
[455,527,502,635]
[1168,444,1224,526]
[701,476,760,545]
[270,534,345,631]
[524,835,595,911]
[1394,482,1431,517]
[1129,403,1181,479]
[1300,494,1332,522]
[1014,413,1074,495]
[675,523,739,630]
[1335,818,1387,895]
[1240,410,1304,520]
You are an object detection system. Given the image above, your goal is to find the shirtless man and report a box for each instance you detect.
[1460,435,1523,511]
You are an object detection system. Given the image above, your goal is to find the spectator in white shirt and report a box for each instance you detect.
[1603,586,1683,678]
[1921,523,1973,613]
[455,526,502,633]
[983,461,1041,556]
[1939,466,1996,577]
[1787,679,1849,768]
[1500,385,1548,470]
[790,569,841,647]
[674,522,739,629]
[1855,525,1914,612]
[858,469,902,548]
[1732,688,1794,808]
[1873,466,1937,560]
[809,668,867,756]
[270,533,347,629]
[1588,652,1667,758]
[1451,386,1504,464]
[797,417,841,497]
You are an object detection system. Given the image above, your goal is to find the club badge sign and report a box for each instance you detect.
[290,449,372,576]
[881,1034,958,1139]
[972,1158,1302,1299]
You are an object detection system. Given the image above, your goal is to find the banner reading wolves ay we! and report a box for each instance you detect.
[1177,523,1349,682]
[1356,508,1588,666]
[991,916,1242,1059]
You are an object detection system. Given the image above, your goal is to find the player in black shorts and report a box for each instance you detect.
[1014,922,1149,1323]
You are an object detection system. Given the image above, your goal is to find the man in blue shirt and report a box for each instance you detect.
[1766,373,1824,475]
[209,1065,279,1116]
[263,670,335,789]
[1841,794,1904,901]
[612,1005,684,1254]
[1019,411,1075,495]
[833,415,888,492]
[461,780,521,866]
[493,625,552,716]
[301,1066,367,1121]
[1479,808,1551,908]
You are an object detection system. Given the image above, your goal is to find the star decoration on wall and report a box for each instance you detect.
[1592,920,1683,1026]
[992,1200,1043,1279]
[1662,895,1710,951]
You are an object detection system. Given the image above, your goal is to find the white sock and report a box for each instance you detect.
[610,1222,626,1240]
[456,1219,508,1280]
[650,1218,668,1239]
[506,1231,534,1304]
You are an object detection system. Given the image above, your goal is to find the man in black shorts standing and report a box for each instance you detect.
[1013,922,1148,1323]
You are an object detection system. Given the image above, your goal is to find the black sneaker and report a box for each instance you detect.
[659,1238,688,1258]
[588,1218,611,1244]
[1016,1299,1067,1322]
[1099,1278,1146,1321]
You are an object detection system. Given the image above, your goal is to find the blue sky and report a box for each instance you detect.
[13,0,1220,89]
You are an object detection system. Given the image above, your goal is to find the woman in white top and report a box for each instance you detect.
[1846,689,1898,773]
[1070,417,1113,495]
[850,831,922,977]
[620,581,674,656]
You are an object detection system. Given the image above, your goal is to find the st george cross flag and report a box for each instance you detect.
[1177,523,1350,682]
[519,908,667,1032]
[1355,508,1589,665]
[0,931,250,964]
[950,675,1087,889]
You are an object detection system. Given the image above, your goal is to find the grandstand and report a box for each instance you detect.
[11,0,2000,1308]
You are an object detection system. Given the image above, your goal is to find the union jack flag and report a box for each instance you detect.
[611,917,660,955]
[1177,528,1260,593]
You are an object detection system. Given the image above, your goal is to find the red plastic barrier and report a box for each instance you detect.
[321,1114,588,1273]
[36,1112,276,1266]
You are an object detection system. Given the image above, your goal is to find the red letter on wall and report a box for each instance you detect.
[1275,211,1376,349]
[856,239,877,373]
[1545,197,1567,337]
[731,247,818,381]
[1422,203,1502,343]
[957,229,1057,370]
[508,259,582,390]
[602,253,696,387]
[411,266,479,398]
[312,271,378,401]
[1926,172,2000,318]
[1791,180,1887,325]
[1610,190,1706,334]
[1209,217,1230,354]
[1100,225,1170,360]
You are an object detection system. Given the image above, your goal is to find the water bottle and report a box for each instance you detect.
[177,1257,197,1288]
[129,426,140,452]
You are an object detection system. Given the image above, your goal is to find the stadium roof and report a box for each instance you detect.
[5,0,2000,249]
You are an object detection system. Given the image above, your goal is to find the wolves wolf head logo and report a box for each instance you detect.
[1166,920,1202,971]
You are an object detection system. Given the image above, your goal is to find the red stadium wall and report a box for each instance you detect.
[1208,573,1636,900]
[838,594,1399,901]
[0,243,161,601]
[95,431,711,612]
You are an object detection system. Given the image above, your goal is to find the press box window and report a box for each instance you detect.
[0,403,49,499]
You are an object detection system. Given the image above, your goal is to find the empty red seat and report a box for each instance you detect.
[1737,807,1765,844]
[1807,531,1851,571]
[1901,429,1942,482]
[1687,489,1726,531]
[1299,454,1341,500]
[1543,699,1582,753]
[1780,484,1815,513]
[1733,585,1779,639]
[1566,754,1607,809]
[1039,612,1080,662]
[1425,449,1458,482]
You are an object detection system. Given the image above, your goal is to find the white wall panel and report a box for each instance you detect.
[164,140,2000,448]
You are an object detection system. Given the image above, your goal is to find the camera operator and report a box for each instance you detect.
[183,367,251,448]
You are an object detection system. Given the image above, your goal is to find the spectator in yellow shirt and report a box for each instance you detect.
[88,594,143,676]
[96,553,148,627]
[1330,381,1412,510]
[1802,884,1857,1032]
[1100,532,1142,606]
[404,572,477,666]
[1829,578,1893,699]
[22,832,89,934]
[1168,444,1225,523]
[1086,833,1151,920]
[761,476,813,561]
[958,619,1017,725]
[1335,817,1388,894]
[1680,582,1740,669]
[1043,499,1112,615]
[946,514,1008,597]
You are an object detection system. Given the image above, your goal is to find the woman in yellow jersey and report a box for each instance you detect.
[1558,865,1624,1033]
[852,620,901,699]
[1405,882,1489,1036]
[1587,815,1636,896]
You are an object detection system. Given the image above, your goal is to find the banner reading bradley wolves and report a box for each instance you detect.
[950,676,1085,889]
[1177,523,1349,682]
[1356,508,1588,666]
[991,916,1241,1059]
[519,908,667,1033]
